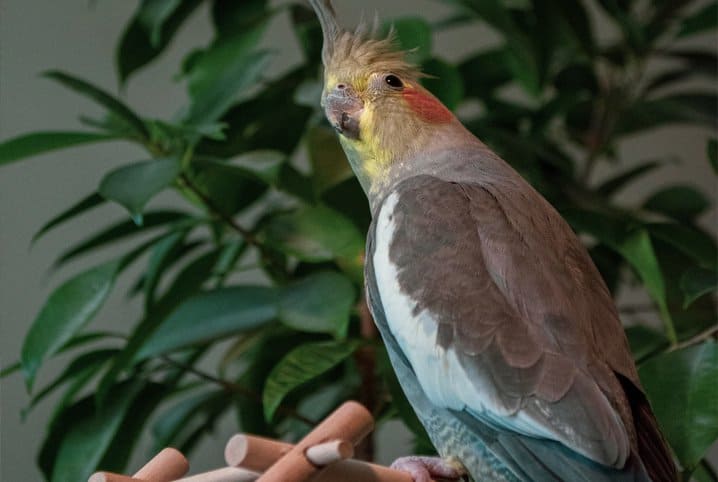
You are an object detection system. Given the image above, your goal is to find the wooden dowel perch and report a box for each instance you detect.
[134,447,189,481]
[89,447,188,482]
[225,431,423,482]
[256,401,373,482]
[175,467,260,482]
[88,473,147,482]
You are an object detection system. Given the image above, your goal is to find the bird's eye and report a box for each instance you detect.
[384,74,404,89]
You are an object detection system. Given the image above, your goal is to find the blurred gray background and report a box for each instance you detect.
[1,1,715,481]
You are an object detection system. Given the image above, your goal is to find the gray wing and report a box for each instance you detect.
[370,174,639,468]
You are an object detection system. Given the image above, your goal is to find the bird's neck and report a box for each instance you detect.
[339,113,481,214]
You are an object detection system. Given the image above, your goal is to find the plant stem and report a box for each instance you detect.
[669,325,718,352]
[160,355,316,427]
[354,297,378,461]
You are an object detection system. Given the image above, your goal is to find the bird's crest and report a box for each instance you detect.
[308,0,422,81]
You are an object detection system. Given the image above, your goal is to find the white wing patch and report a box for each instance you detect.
[373,192,561,439]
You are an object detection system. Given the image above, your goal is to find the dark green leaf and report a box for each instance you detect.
[261,205,364,262]
[648,223,717,269]
[262,340,360,421]
[639,341,718,470]
[135,0,182,46]
[24,349,118,417]
[421,58,465,110]
[618,93,718,134]
[0,362,20,378]
[152,389,226,451]
[0,131,114,166]
[708,138,717,173]
[660,50,718,77]
[21,260,121,389]
[643,185,710,221]
[307,126,353,194]
[43,71,149,140]
[32,192,106,243]
[211,0,269,35]
[458,49,512,98]
[229,150,286,186]
[681,267,717,308]
[551,0,594,56]
[99,158,181,224]
[143,229,190,307]
[41,380,143,482]
[279,271,356,337]
[188,160,267,217]
[678,2,718,38]
[96,249,222,402]
[183,22,271,124]
[596,160,663,197]
[290,3,322,64]
[55,210,190,266]
[384,17,432,63]
[618,230,675,343]
[260,205,365,281]
[137,286,277,359]
[625,325,669,363]
[117,0,202,84]
[596,0,645,52]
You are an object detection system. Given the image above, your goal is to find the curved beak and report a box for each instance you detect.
[324,84,363,140]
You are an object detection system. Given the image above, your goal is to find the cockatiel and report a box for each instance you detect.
[308,1,677,481]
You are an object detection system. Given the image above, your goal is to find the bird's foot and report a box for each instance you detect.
[390,455,467,482]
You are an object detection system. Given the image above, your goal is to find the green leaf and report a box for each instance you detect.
[188,160,267,217]
[117,0,202,84]
[708,138,717,173]
[384,17,432,63]
[152,389,225,451]
[421,58,465,110]
[0,131,115,166]
[639,341,718,470]
[1,362,20,378]
[625,325,669,363]
[261,205,364,262]
[33,192,106,243]
[229,150,286,186]
[617,230,676,343]
[678,2,718,38]
[99,158,181,224]
[262,340,360,421]
[43,71,149,140]
[596,160,663,197]
[279,271,356,337]
[24,349,118,417]
[618,93,718,134]
[137,286,277,359]
[55,210,190,267]
[43,381,144,482]
[681,267,717,308]
[95,249,222,402]
[143,229,190,308]
[21,260,121,389]
[643,185,710,221]
[308,126,353,194]
[458,49,512,98]
[648,223,717,269]
[183,22,271,124]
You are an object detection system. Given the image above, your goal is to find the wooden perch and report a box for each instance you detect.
[226,433,422,482]
[175,467,260,482]
[89,447,188,482]
[255,401,373,482]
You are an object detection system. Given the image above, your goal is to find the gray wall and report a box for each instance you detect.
[1,1,715,481]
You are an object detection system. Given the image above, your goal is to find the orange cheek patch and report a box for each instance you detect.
[402,89,453,124]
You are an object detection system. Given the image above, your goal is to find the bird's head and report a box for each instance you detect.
[309,0,468,198]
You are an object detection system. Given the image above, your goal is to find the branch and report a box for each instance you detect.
[669,325,718,352]
[160,355,317,427]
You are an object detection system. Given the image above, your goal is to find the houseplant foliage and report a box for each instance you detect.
[1,0,716,480]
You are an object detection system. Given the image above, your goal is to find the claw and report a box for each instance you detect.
[390,456,467,482]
